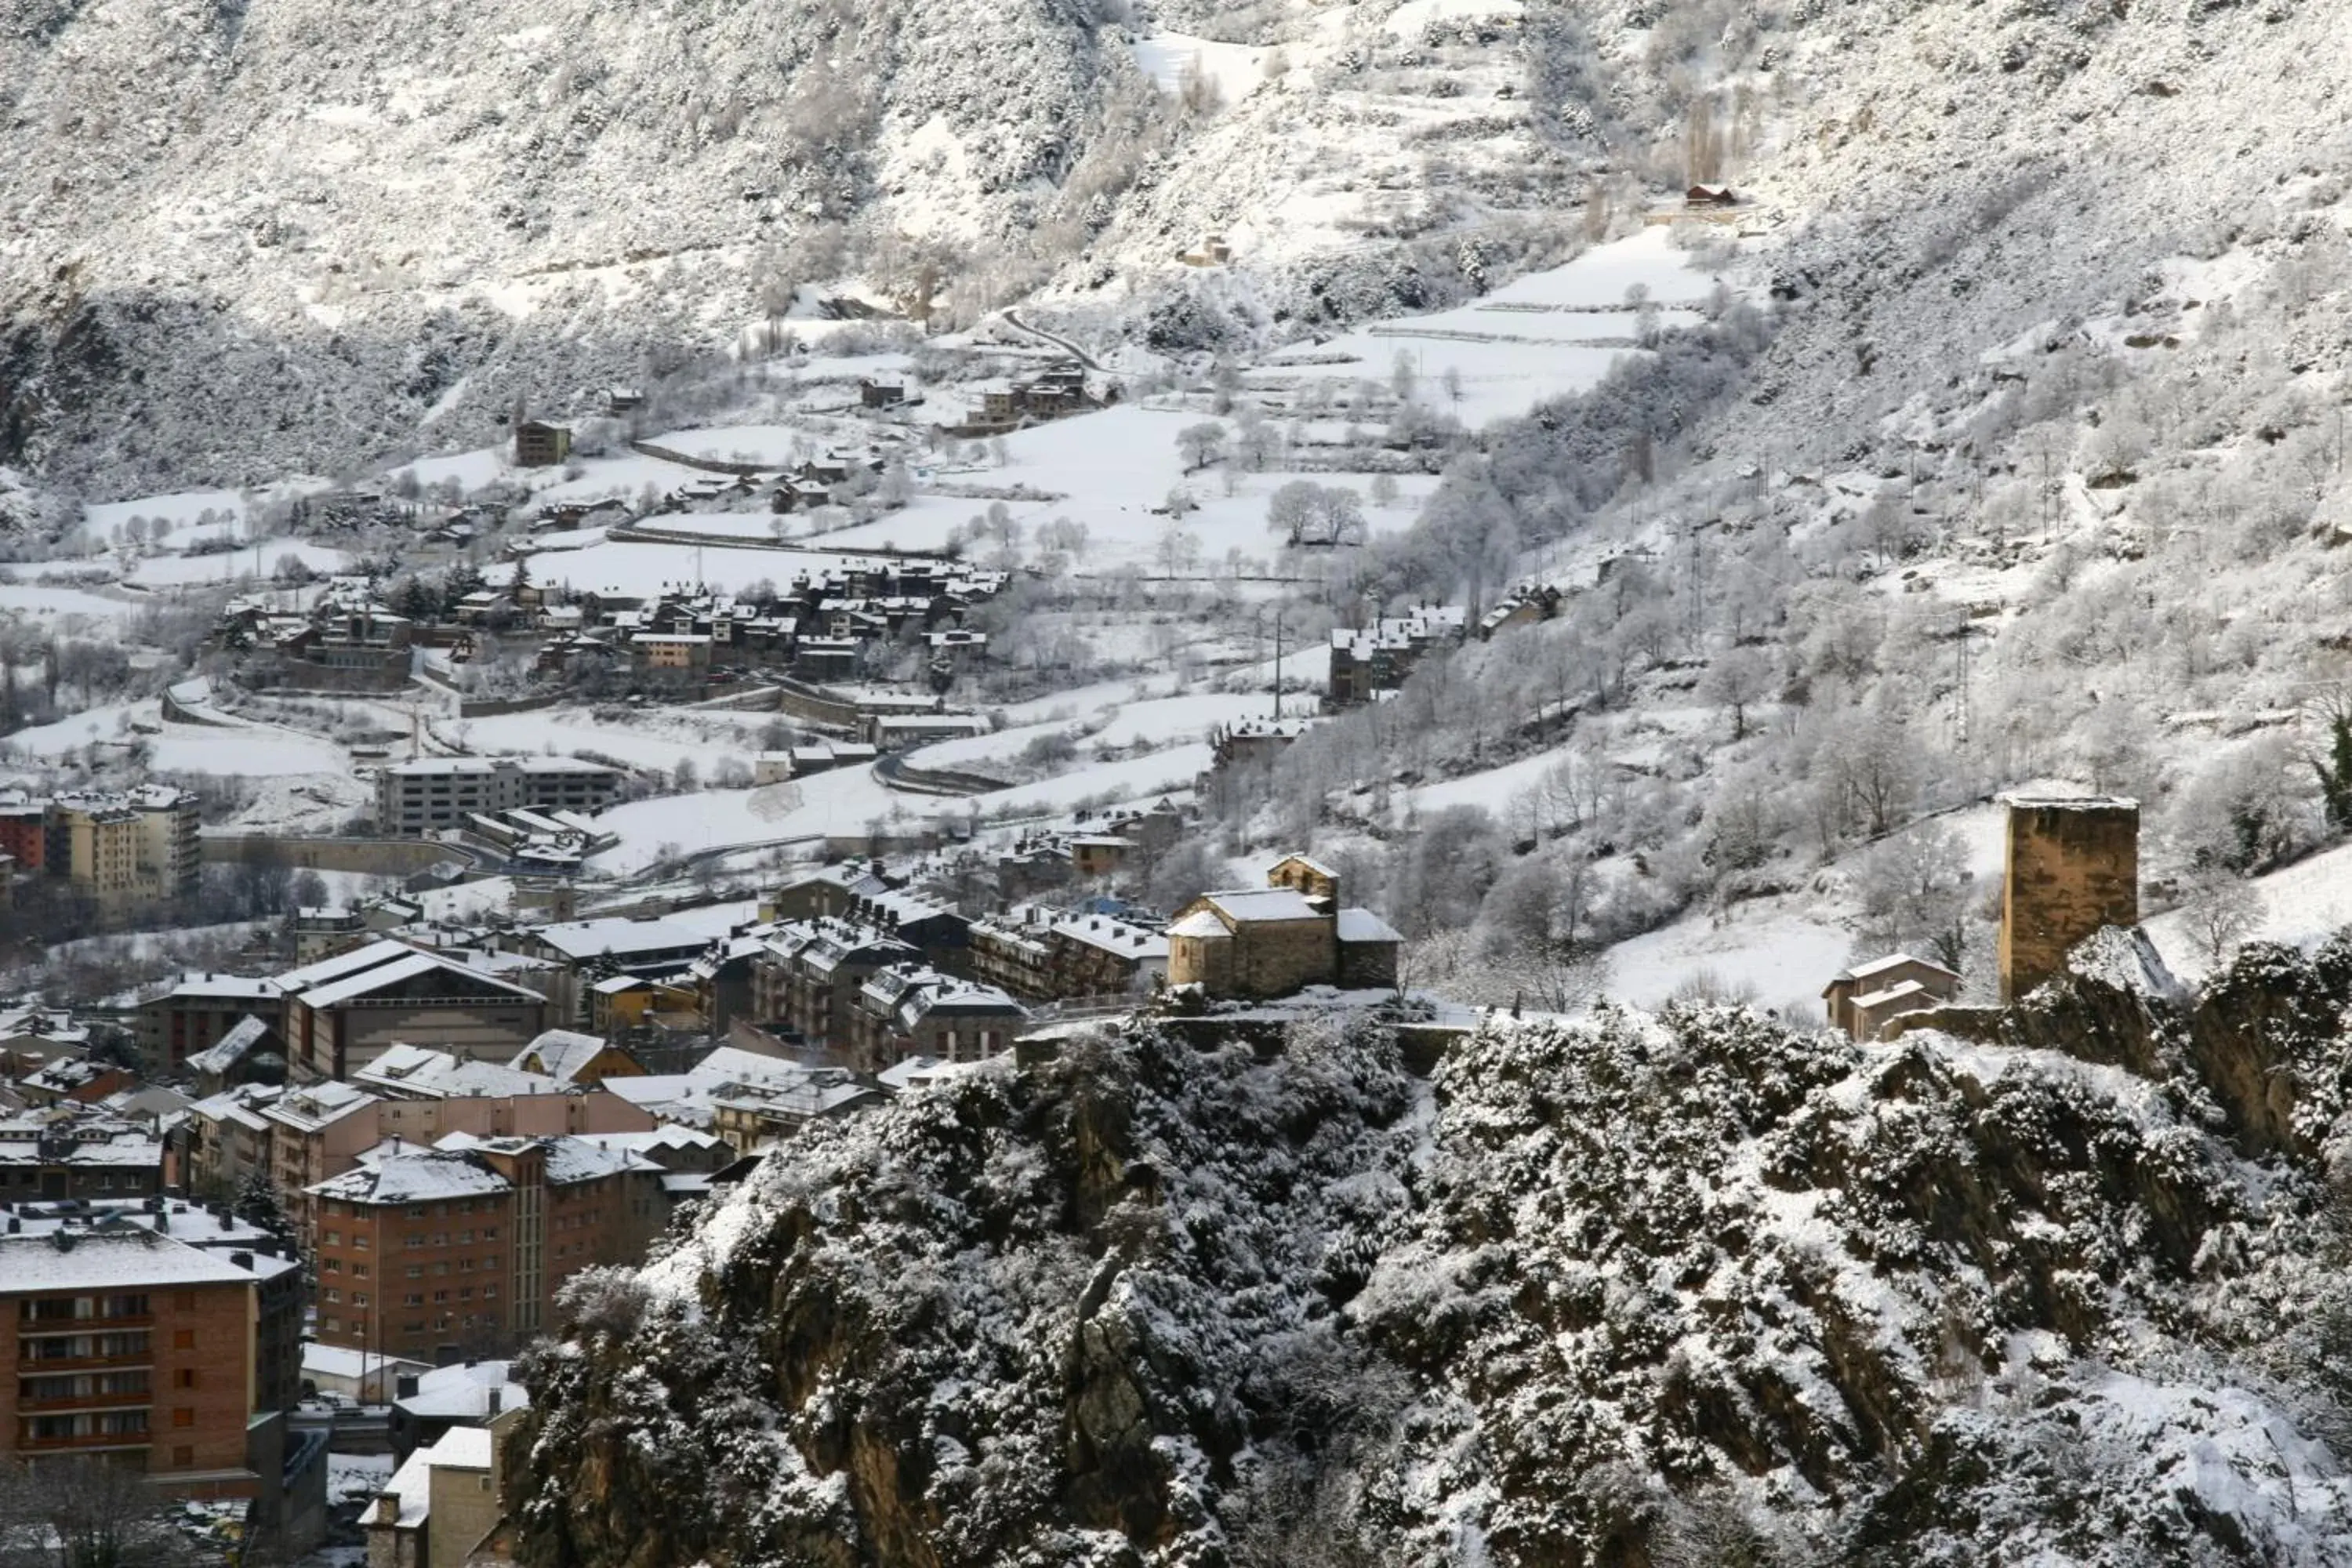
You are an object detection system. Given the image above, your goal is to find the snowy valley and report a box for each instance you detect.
[7,0,2352,1561]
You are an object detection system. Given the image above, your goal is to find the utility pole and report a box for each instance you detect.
[1954,614,1971,747]
[1272,608,1283,721]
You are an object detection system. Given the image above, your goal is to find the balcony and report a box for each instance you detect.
[16,1392,151,1414]
[18,1313,153,1334]
[17,1349,153,1372]
[18,1432,151,1454]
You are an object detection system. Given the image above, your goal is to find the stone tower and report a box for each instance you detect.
[1997,794,2140,1004]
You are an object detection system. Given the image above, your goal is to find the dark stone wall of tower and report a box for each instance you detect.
[1998,799,2140,1003]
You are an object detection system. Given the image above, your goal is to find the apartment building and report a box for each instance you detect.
[308,1136,665,1361]
[277,942,549,1081]
[3,1200,306,1417]
[751,920,921,1048]
[47,786,201,910]
[136,972,285,1073]
[375,757,621,837]
[0,1229,263,1497]
[263,1076,654,1254]
[0,1112,168,1201]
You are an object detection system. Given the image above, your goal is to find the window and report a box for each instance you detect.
[176,1370,197,1389]
[405,1236,423,1250]
[354,1235,369,1251]
[321,1230,341,1247]
[173,1330,194,1349]
[352,1264,369,1279]
[407,1266,422,1279]
[404,1294,423,1308]
[172,1408,195,1428]
[483,1286,499,1299]
[353,1292,369,1308]
[482,1227,499,1240]
[321,1258,341,1274]
[406,1205,427,1218]
[322,1289,340,1305]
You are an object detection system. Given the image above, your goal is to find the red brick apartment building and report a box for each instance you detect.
[0,1229,263,1497]
[308,1137,664,1363]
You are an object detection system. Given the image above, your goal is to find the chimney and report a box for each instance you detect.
[230,1250,252,1270]
[486,1388,502,1415]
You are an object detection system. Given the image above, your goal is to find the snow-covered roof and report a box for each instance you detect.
[310,1150,510,1204]
[1997,792,2139,811]
[1049,913,1167,960]
[303,1342,430,1382]
[187,1083,282,1132]
[0,1230,259,1291]
[394,1358,529,1421]
[1269,852,1339,879]
[298,952,546,1011]
[1830,952,1959,989]
[510,1029,619,1084]
[275,938,426,993]
[186,1014,273,1076]
[1201,888,1323,924]
[1167,910,1231,939]
[0,1116,164,1167]
[158,973,283,1003]
[1335,907,1403,945]
[357,1044,557,1100]
[264,1080,380,1132]
[379,1427,495,1529]
[529,916,717,963]
[1849,978,1932,1013]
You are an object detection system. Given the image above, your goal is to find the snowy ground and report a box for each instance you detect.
[1256,228,1729,426]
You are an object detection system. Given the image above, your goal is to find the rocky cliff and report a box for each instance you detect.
[508,941,2352,1565]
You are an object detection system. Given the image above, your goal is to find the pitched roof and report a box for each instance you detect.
[299,952,546,1011]
[1167,910,1230,939]
[1335,907,1403,945]
[0,1230,259,1292]
[1201,887,1323,924]
[510,1029,620,1084]
[186,1014,273,1076]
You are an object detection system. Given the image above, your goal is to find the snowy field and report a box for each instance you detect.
[2143,837,2352,984]
[1131,32,1272,103]
[528,538,912,598]
[810,406,1437,570]
[450,706,785,773]
[2,698,350,777]
[0,583,136,625]
[586,734,1210,875]
[1258,228,1728,425]
[907,691,1277,771]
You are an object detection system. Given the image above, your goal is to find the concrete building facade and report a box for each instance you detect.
[375,758,620,837]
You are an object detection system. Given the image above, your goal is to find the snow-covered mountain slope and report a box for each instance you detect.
[509,936,2352,1565]
[0,0,1588,495]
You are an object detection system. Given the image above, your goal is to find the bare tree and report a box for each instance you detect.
[1699,645,1772,741]
[2179,871,2264,969]
[1176,421,1228,472]
[0,1457,207,1568]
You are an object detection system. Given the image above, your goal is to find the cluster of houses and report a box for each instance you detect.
[214,554,1009,696]
[958,361,1102,436]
